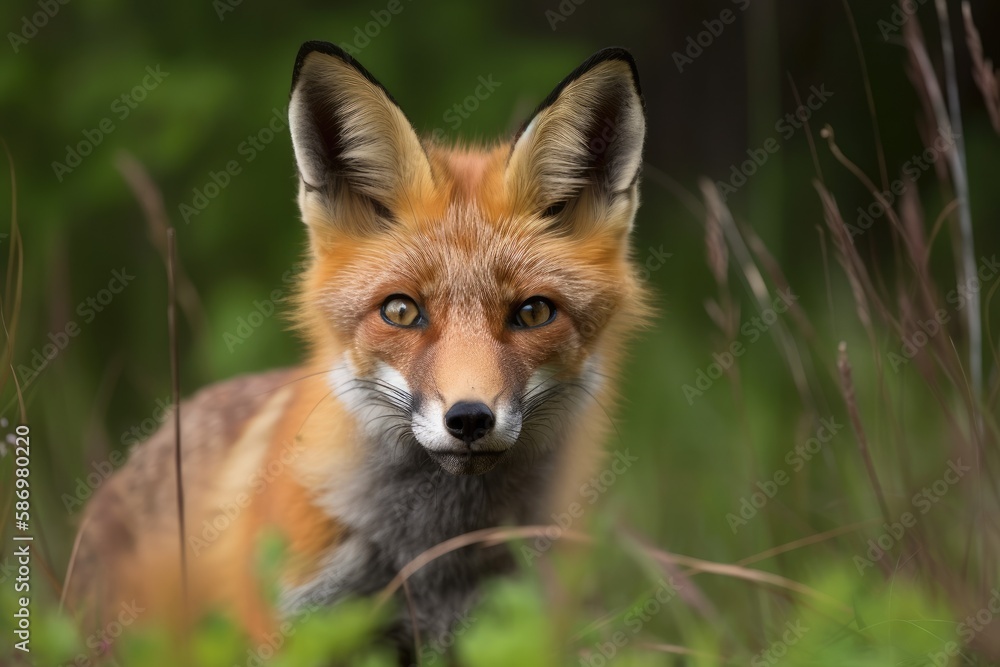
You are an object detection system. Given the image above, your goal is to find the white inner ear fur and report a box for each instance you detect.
[288,53,435,209]
[606,100,645,192]
[288,87,324,188]
[506,60,645,206]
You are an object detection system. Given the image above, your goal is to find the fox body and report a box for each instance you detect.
[70,43,649,650]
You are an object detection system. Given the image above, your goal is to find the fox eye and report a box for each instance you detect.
[381,295,422,327]
[513,297,556,329]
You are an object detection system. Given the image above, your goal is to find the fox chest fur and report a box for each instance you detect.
[70,42,650,653]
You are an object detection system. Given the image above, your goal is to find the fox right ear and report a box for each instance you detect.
[506,48,645,232]
[288,42,435,240]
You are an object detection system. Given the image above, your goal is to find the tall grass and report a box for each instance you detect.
[2,3,1000,666]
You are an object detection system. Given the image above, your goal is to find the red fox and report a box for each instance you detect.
[69,42,649,655]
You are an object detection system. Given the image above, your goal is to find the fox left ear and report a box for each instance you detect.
[288,41,435,240]
[507,48,645,229]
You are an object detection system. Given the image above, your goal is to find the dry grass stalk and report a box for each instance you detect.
[907,9,982,410]
[116,152,206,335]
[166,229,189,616]
[962,1,1000,134]
[700,179,815,411]
[836,342,891,525]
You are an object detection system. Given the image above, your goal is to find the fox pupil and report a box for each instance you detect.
[382,296,420,327]
[516,298,554,328]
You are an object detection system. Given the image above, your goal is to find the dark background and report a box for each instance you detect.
[2,0,1000,663]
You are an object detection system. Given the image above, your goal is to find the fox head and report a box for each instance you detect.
[288,42,649,476]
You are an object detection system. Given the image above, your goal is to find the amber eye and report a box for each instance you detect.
[513,297,556,329]
[381,295,422,327]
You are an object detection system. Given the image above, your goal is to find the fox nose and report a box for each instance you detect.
[444,401,495,443]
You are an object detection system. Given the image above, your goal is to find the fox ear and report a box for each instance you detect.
[506,48,645,229]
[289,42,434,237]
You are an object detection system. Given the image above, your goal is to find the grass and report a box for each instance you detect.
[2,3,1000,666]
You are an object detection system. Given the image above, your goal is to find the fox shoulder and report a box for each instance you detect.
[67,369,297,629]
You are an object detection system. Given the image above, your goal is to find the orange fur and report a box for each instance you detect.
[71,45,650,651]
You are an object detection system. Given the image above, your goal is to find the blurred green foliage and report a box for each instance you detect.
[2,0,1000,664]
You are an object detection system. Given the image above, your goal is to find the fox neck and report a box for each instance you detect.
[275,352,605,615]
[276,367,564,618]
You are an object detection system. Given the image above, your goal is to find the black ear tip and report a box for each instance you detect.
[289,40,400,106]
[583,46,642,98]
[297,40,349,60]
[590,46,637,66]
[513,46,644,140]
[291,41,352,91]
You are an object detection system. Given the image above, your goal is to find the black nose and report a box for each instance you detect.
[444,402,495,443]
